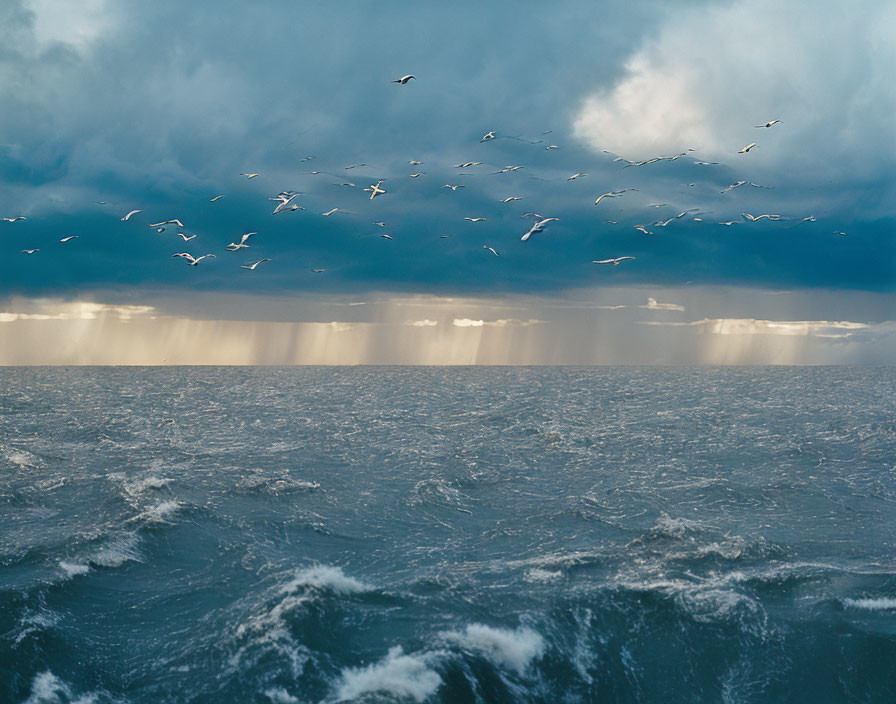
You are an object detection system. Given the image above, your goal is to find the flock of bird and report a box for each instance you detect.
[2,76,845,279]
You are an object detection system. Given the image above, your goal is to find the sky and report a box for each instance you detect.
[0,0,893,364]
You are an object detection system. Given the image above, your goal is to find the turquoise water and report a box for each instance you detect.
[2,367,895,702]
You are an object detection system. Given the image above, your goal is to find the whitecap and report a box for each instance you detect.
[88,533,142,568]
[263,687,300,703]
[524,568,562,583]
[121,475,172,497]
[2,446,40,469]
[333,646,443,703]
[281,565,373,596]
[441,624,545,675]
[23,670,71,704]
[59,561,90,579]
[843,597,896,610]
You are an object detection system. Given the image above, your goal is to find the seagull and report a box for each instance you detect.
[545,144,559,150]
[521,212,543,219]
[364,180,386,200]
[373,221,386,227]
[742,213,782,222]
[755,119,782,128]
[440,234,455,239]
[693,160,721,165]
[321,208,340,216]
[654,217,675,227]
[380,233,393,239]
[748,182,774,189]
[633,225,652,235]
[480,131,496,143]
[226,232,256,250]
[567,173,587,181]
[797,215,817,224]
[464,217,487,222]
[454,162,482,168]
[176,233,197,241]
[409,172,425,178]
[311,268,326,273]
[443,184,466,191]
[593,256,635,265]
[719,221,738,226]
[3,215,27,223]
[737,143,758,153]
[241,259,271,270]
[240,172,259,179]
[209,195,225,202]
[833,230,847,236]
[95,201,107,205]
[269,191,300,214]
[173,253,216,266]
[494,165,524,173]
[300,156,317,162]
[594,190,634,205]
[149,219,184,229]
[483,245,499,256]
[409,160,423,165]
[58,236,78,243]
[121,210,142,221]
[392,74,415,84]
[521,217,558,242]
[675,209,698,219]
[20,249,38,254]
[501,196,523,203]
[345,163,367,170]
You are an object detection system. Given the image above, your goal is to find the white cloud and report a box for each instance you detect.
[574,0,896,182]
[640,297,685,312]
[453,318,484,327]
[0,301,154,322]
[641,318,872,338]
[405,319,438,327]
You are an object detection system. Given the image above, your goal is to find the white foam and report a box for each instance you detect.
[142,499,181,523]
[524,568,562,583]
[3,446,40,469]
[122,475,172,497]
[23,671,71,703]
[334,646,442,703]
[88,533,142,568]
[263,687,300,703]
[59,561,90,579]
[441,624,545,675]
[281,565,373,596]
[843,597,896,610]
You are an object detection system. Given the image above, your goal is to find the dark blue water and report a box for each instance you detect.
[2,367,895,703]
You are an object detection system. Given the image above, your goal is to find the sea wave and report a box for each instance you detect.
[440,623,545,675]
[333,646,443,703]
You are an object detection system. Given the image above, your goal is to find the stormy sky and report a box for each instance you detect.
[0,0,893,363]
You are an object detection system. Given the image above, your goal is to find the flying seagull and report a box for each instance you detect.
[567,173,587,181]
[240,172,259,179]
[311,268,326,273]
[392,75,415,84]
[737,143,758,153]
[521,217,558,242]
[373,221,386,227]
[209,195,226,202]
[501,196,523,203]
[149,219,184,229]
[721,181,747,193]
[464,217,488,222]
[480,131,496,143]
[226,232,256,250]
[409,160,423,165]
[121,210,142,221]
[443,184,466,191]
[364,180,386,200]
[755,120,782,128]
[270,191,300,214]
[440,234,455,239]
[345,163,367,170]
[633,225,652,235]
[58,236,78,243]
[173,252,216,266]
[20,249,38,254]
[454,162,482,168]
[742,213,782,222]
[176,233,197,241]
[545,144,559,150]
[241,259,271,270]
[594,190,634,205]
[409,173,425,178]
[593,257,635,265]
[833,230,847,236]
[3,215,27,222]
[321,208,340,216]
[380,233,393,240]
[483,245,499,256]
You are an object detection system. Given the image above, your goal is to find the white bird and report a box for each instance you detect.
[121,210,142,221]
[737,143,758,153]
[269,192,300,214]
[373,221,386,227]
[654,217,675,227]
[755,119,782,128]
[409,173,425,178]
[567,173,587,181]
[58,236,78,243]
[392,74,415,84]
[593,256,635,265]
[443,184,466,191]
[149,219,185,229]
[494,165,524,173]
[834,230,847,236]
[440,234,455,239]
[226,232,256,250]
[311,268,326,273]
[545,144,559,150]
[380,233,393,240]
[797,215,817,224]
[176,233,197,241]
[454,161,482,168]
[240,172,259,179]
[693,160,721,165]
[480,131,496,143]
[464,217,488,222]
[173,252,216,266]
[501,196,523,203]
[364,180,386,200]
[409,160,423,165]
[3,215,27,222]
[719,221,738,226]
[521,212,543,219]
[742,213,781,222]
[241,259,271,270]
[720,181,746,193]
[345,163,367,170]
[521,217,558,242]
[20,248,38,254]
[209,195,225,202]
[633,225,652,235]
[483,245,499,256]
[300,156,317,162]
[594,190,634,205]
[321,208,340,216]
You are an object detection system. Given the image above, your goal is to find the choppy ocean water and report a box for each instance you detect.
[1,367,895,703]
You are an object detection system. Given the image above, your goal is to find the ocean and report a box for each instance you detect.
[1,367,895,702]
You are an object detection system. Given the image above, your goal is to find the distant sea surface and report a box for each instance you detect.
[2,367,896,703]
